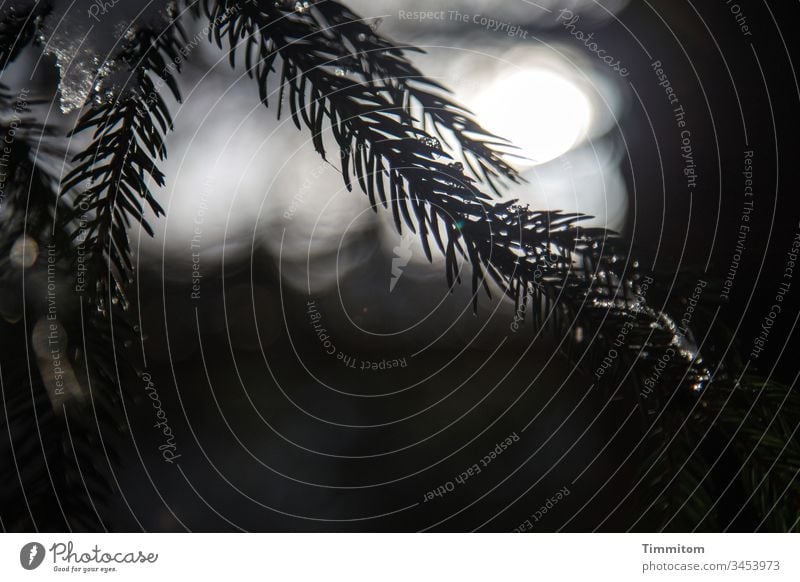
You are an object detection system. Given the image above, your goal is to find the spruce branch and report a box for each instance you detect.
[704,376,800,531]
[2,9,175,530]
[60,23,185,310]
[199,0,711,390]
[199,0,522,194]
[311,0,525,193]
[0,93,127,531]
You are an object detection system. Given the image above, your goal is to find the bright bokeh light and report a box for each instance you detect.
[470,69,593,167]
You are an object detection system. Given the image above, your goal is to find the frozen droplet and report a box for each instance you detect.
[420,136,440,149]
[119,24,137,43]
[335,68,344,77]
[357,33,367,42]
[691,380,706,392]
[165,0,180,19]
[10,235,38,268]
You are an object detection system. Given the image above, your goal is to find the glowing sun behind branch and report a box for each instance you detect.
[470,69,593,167]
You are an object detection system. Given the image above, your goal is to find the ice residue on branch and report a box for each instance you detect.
[38,0,176,113]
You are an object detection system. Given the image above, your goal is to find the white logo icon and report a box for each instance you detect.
[390,234,416,292]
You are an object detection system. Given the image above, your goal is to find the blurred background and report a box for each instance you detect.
[3,0,800,531]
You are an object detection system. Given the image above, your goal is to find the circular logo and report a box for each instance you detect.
[20,542,46,570]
